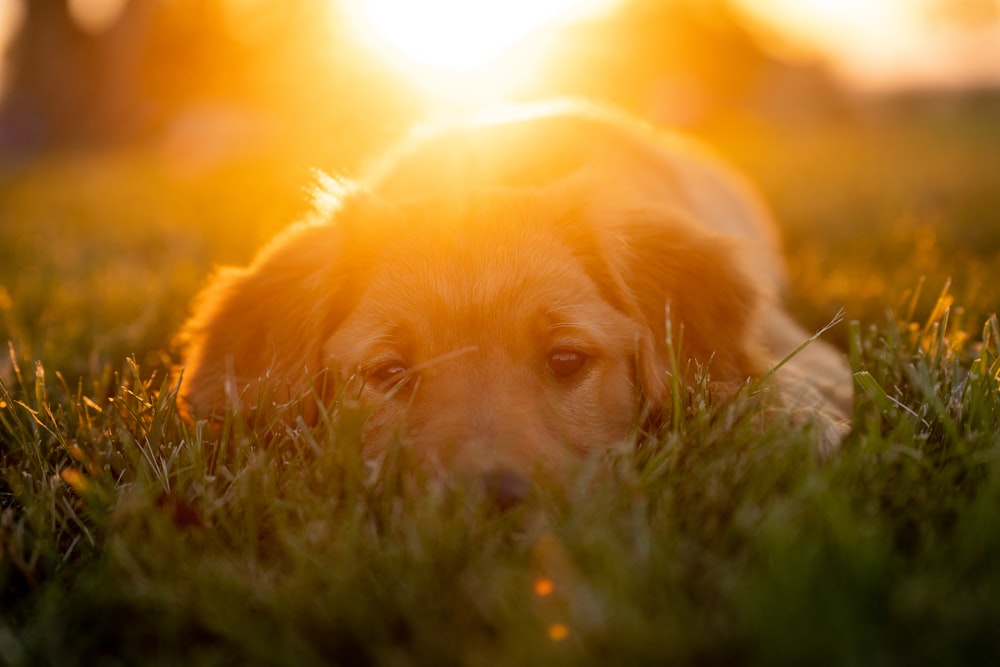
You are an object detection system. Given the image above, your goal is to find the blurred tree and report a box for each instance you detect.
[0,0,413,162]
[0,0,151,152]
[0,0,841,160]
[535,0,841,125]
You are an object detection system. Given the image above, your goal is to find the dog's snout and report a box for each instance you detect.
[481,466,531,509]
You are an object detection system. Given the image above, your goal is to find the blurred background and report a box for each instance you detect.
[0,0,1000,158]
[0,0,998,380]
[2,0,998,161]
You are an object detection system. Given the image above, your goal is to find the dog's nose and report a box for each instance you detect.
[481,466,531,509]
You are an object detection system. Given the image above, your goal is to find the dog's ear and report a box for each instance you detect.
[588,206,769,406]
[176,184,379,421]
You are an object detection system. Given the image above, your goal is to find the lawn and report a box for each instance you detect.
[2,94,1000,665]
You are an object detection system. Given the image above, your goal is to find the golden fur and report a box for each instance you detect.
[177,100,853,477]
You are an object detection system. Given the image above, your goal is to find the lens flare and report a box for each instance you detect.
[346,0,621,104]
[351,0,584,70]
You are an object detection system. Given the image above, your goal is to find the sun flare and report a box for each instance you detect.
[350,0,604,71]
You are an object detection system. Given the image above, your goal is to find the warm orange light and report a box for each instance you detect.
[345,0,621,104]
[60,468,91,494]
[534,577,555,597]
[67,0,129,34]
[733,0,1000,90]
[735,0,901,60]
[351,0,569,71]
[547,623,570,641]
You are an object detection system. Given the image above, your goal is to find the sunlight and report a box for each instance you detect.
[346,0,620,104]
[734,0,1000,89]
[736,0,906,57]
[346,0,1000,101]
[349,0,611,71]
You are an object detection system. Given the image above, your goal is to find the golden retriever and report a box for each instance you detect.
[176,100,852,493]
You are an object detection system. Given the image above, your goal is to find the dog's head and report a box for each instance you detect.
[177,104,768,485]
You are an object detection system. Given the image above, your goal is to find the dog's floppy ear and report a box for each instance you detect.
[176,182,376,421]
[593,206,768,406]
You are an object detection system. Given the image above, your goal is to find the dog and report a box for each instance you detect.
[176,100,853,494]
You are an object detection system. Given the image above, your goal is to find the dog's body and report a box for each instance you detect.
[178,101,852,480]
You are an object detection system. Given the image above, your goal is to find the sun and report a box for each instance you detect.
[349,0,599,72]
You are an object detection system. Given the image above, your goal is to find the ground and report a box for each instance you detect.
[1,94,999,665]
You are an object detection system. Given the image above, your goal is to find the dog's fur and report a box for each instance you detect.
[177,101,853,478]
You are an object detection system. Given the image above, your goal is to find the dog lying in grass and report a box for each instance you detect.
[177,100,853,494]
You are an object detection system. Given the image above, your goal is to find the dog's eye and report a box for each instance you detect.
[546,348,587,379]
[367,360,408,390]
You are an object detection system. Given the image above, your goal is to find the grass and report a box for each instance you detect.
[2,95,1000,665]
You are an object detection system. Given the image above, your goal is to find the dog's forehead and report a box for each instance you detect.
[344,194,612,334]
[374,217,585,314]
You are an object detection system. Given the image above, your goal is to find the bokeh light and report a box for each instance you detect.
[534,577,555,596]
[548,623,570,641]
[67,0,129,34]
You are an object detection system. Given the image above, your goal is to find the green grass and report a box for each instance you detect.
[2,97,1000,665]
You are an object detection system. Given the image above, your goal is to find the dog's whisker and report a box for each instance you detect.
[407,345,480,374]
